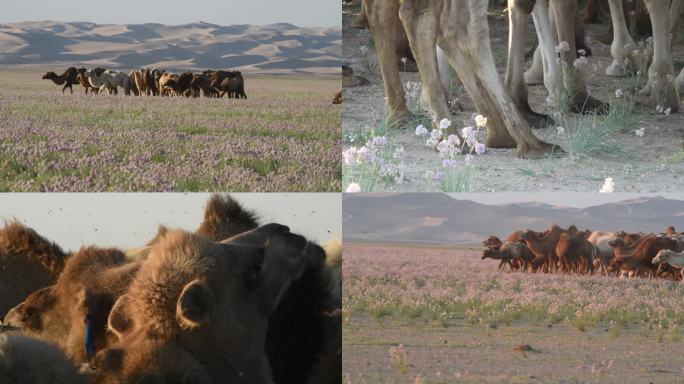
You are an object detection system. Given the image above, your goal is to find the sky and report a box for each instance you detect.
[0,193,341,250]
[1,0,340,27]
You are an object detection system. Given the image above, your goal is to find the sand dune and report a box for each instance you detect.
[343,194,684,245]
[0,21,341,75]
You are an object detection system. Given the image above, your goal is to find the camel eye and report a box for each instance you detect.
[21,308,35,322]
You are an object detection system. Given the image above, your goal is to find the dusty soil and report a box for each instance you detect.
[344,316,684,384]
[342,4,684,192]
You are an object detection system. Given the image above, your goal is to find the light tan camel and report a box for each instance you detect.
[364,0,560,158]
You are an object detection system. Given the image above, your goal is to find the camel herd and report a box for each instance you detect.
[42,67,247,98]
[0,195,341,384]
[350,0,684,158]
[482,224,684,279]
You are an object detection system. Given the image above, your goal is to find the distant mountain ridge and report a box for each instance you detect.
[343,194,684,245]
[0,21,341,75]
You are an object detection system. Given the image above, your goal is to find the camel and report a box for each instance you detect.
[195,194,259,241]
[520,225,563,272]
[41,67,79,94]
[84,69,130,95]
[189,73,215,97]
[89,225,323,384]
[608,235,679,277]
[587,231,619,275]
[75,67,105,95]
[0,222,67,319]
[555,232,597,274]
[0,332,90,384]
[4,246,142,363]
[652,249,684,279]
[333,90,343,104]
[364,0,559,158]
[603,0,683,111]
[218,73,247,99]
[164,71,195,97]
[130,69,148,96]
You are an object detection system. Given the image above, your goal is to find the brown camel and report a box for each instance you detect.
[555,231,597,274]
[333,90,343,104]
[41,67,79,94]
[520,225,563,272]
[89,225,322,384]
[0,222,67,319]
[4,246,141,363]
[608,235,680,277]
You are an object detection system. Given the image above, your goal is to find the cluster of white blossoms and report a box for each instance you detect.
[655,105,671,116]
[555,41,570,54]
[635,127,645,137]
[615,89,624,99]
[599,177,615,193]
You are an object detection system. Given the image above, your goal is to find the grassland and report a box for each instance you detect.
[0,68,341,191]
[343,243,684,383]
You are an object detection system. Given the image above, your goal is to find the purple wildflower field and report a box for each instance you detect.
[343,243,684,383]
[0,69,341,191]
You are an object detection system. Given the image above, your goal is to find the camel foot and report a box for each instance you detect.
[517,140,564,159]
[606,61,627,77]
[569,94,609,115]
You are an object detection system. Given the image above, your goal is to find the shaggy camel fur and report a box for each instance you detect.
[85,70,130,95]
[90,226,317,384]
[364,0,559,158]
[556,232,597,274]
[76,67,105,95]
[195,194,259,241]
[41,67,79,94]
[0,222,67,319]
[4,246,141,363]
[0,332,90,384]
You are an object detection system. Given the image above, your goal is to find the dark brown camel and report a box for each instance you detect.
[41,67,79,94]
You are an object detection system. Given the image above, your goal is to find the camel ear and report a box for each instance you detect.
[108,295,133,340]
[176,280,214,329]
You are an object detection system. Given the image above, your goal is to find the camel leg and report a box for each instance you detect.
[670,0,684,44]
[606,0,639,76]
[638,0,679,112]
[676,67,684,99]
[551,0,607,114]
[351,0,370,29]
[505,0,550,129]
[531,0,561,107]
[441,0,559,158]
[364,0,411,126]
[399,4,455,135]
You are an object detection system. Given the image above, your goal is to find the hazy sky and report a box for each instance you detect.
[1,0,340,27]
[0,193,340,251]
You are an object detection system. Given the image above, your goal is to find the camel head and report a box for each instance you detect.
[666,226,676,236]
[41,72,57,80]
[90,225,317,384]
[481,248,501,260]
[652,249,672,264]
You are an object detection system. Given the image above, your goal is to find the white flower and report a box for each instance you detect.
[342,147,358,166]
[573,56,588,69]
[447,134,461,146]
[635,127,645,137]
[555,41,570,53]
[474,142,486,155]
[371,136,388,149]
[577,49,586,56]
[400,57,407,64]
[474,114,487,128]
[615,89,624,99]
[557,126,565,135]
[665,108,671,116]
[656,105,664,113]
[346,183,361,193]
[359,46,369,55]
[598,177,614,193]
[415,124,428,136]
[357,146,375,164]
[438,118,452,130]
[430,129,443,141]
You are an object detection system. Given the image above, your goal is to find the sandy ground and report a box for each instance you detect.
[342,5,684,192]
[344,316,684,384]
